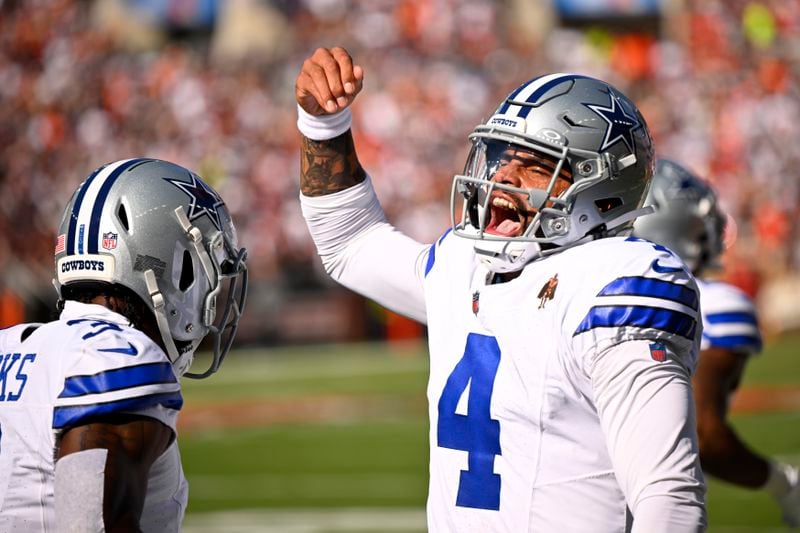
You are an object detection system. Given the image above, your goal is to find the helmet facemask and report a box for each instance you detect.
[452,136,573,271]
[147,205,248,379]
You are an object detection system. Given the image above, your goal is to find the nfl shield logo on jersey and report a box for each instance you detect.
[102,232,118,250]
[649,342,667,362]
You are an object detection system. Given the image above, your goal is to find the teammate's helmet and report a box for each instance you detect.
[632,159,726,274]
[54,158,248,378]
[451,74,655,272]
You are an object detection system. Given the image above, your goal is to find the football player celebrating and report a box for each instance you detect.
[296,47,706,532]
[633,159,800,527]
[0,159,247,531]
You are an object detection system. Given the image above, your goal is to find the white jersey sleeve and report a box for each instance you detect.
[300,176,430,323]
[571,237,706,531]
[697,279,762,355]
[591,341,706,532]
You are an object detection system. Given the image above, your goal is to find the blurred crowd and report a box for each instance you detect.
[1,0,799,339]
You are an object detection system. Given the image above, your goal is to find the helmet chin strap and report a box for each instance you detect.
[603,205,655,232]
[144,268,192,376]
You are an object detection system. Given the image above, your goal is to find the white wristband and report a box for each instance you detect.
[297,104,352,140]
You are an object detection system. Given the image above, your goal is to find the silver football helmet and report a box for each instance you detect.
[54,158,248,378]
[632,159,726,274]
[451,73,655,272]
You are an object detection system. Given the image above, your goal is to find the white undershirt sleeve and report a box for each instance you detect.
[300,176,429,323]
[589,340,707,532]
[55,449,108,532]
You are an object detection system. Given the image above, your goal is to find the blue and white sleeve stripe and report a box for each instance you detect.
[53,392,183,429]
[53,362,182,429]
[702,311,762,353]
[575,276,699,339]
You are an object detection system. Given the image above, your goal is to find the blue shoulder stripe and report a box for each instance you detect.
[703,333,763,353]
[424,228,452,277]
[705,311,758,326]
[53,391,183,429]
[59,362,177,399]
[575,305,697,339]
[599,276,698,310]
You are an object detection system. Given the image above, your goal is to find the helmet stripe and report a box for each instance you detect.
[497,73,590,119]
[86,158,149,253]
[496,76,544,114]
[68,158,145,255]
[66,165,106,255]
[497,73,567,115]
[516,74,591,118]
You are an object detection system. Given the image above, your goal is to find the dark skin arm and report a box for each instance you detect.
[692,346,770,488]
[56,414,173,532]
[296,47,366,197]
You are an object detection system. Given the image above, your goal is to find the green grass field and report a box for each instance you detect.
[180,335,800,532]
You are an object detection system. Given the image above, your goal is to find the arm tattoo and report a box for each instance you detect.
[300,131,366,196]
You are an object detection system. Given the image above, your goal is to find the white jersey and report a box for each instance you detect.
[302,178,707,533]
[697,279,762,356]
[0,301,187,532]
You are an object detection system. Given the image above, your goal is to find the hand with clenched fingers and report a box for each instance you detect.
[295,46,364,116]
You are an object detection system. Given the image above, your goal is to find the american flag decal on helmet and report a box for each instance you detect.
[649,342,667,362]
[54,234,65,255]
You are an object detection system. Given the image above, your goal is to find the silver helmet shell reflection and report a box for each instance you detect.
[632,159,726,274]
[451,73,655,273]
[54,158,248,378]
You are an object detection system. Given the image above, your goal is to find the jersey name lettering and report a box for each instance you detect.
[0,353,37,401]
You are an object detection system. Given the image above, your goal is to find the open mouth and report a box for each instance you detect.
[485,194,528,237]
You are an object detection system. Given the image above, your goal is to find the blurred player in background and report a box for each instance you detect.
[633,159,800,527]
[0,159,247,531]
[296,47,705,532]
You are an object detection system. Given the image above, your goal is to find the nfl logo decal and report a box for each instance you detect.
[102,232,118,250]
[472,291,480,315]
[649,342,667,362]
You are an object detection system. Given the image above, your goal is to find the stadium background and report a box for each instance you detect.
[1,0,799,530]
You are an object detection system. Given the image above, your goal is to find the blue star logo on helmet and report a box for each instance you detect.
[584,91,641,153]
[164,174,224,230]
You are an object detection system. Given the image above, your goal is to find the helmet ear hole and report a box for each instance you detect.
[117,204,130,231]
[179,250,194,291]
[595,197,623,213]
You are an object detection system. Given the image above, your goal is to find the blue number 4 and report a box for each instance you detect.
[437,333,502,510]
